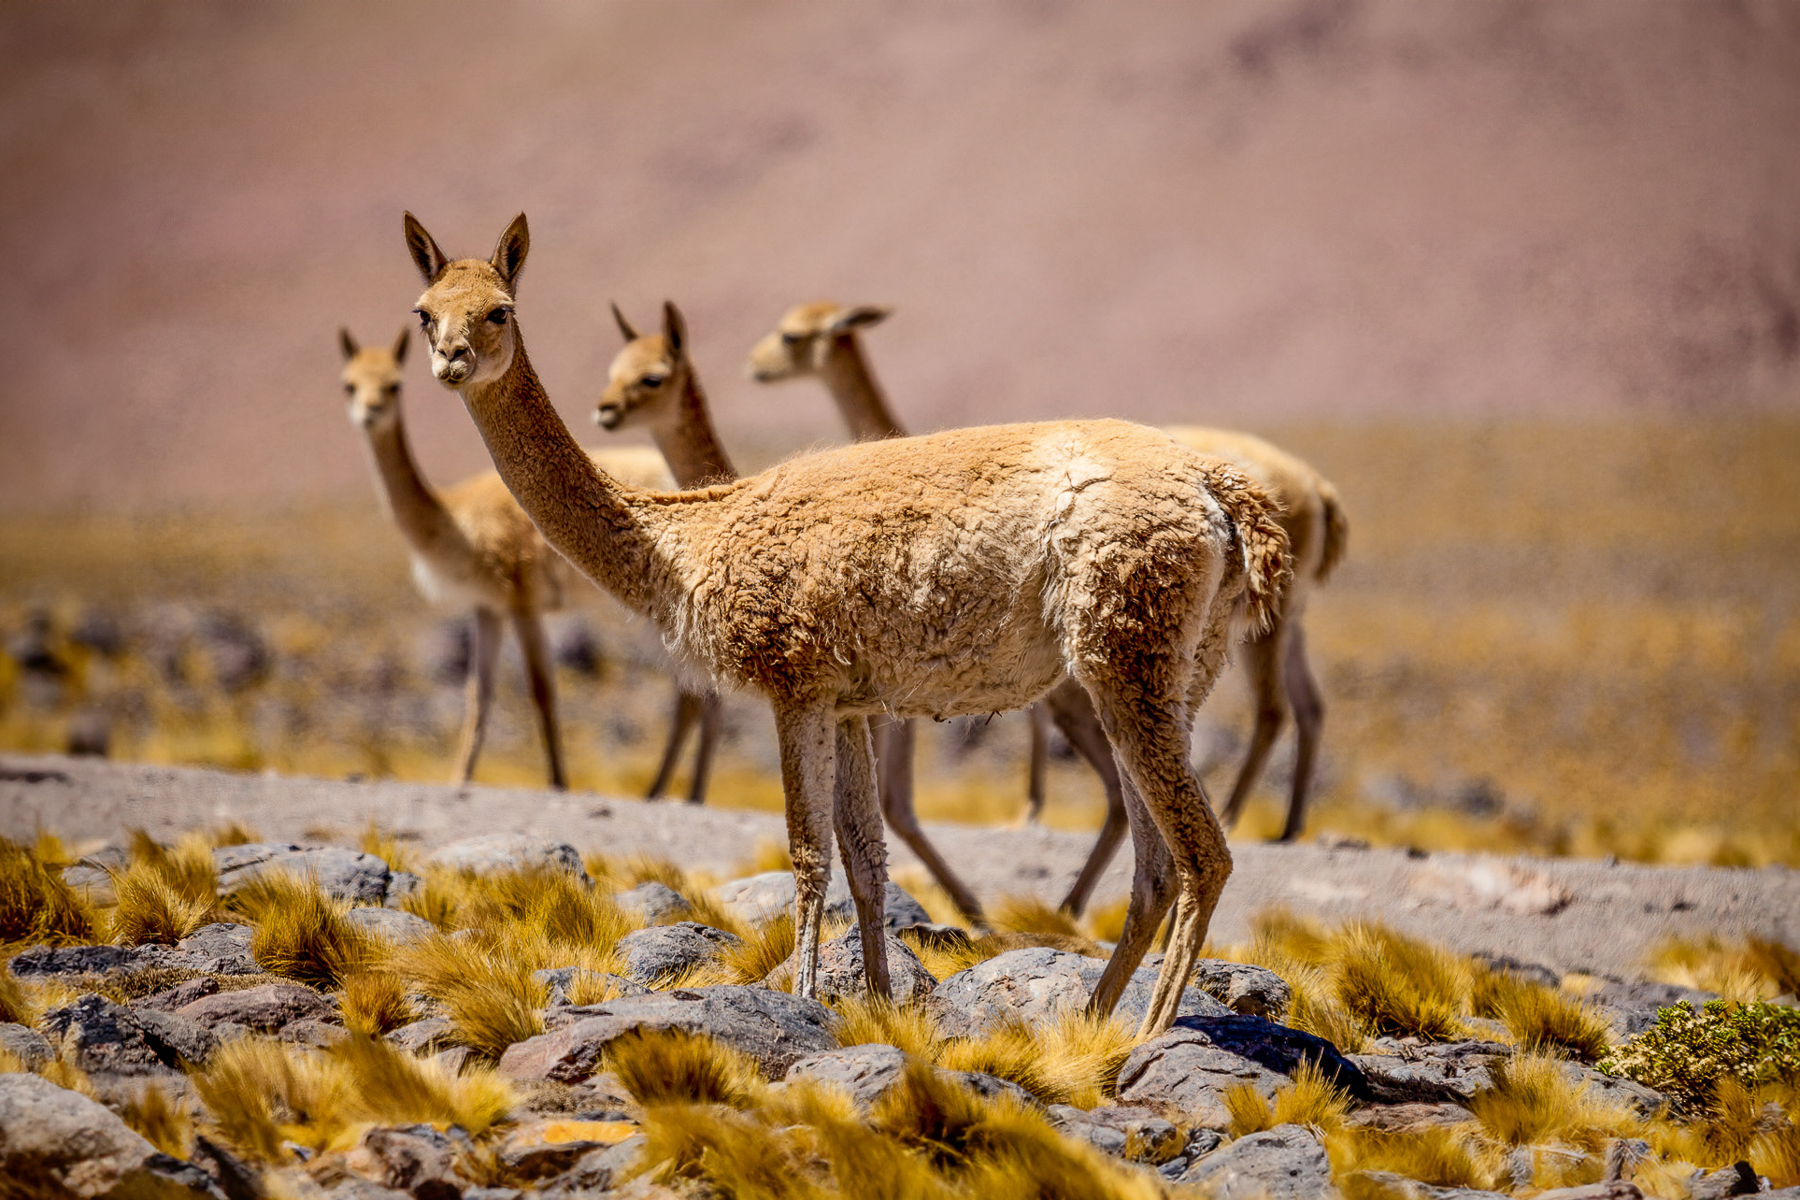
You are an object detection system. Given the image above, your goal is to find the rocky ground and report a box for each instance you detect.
[4,753,1796,983]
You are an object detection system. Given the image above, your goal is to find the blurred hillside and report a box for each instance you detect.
[2,1,1798,510]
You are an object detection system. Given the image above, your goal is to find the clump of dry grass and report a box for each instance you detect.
[898,925,990,982]
[1651,933,1800,1001]
[1330,922,1468,1042]
[388,932,544,1060]
[338,969,417,1036]
[1227,1059,1355,1138]
[934,1009,1133,1108]
[331,1031,514,1134]
[606,1028,765,1108]
[989,894,1083,941]
[1468,1054,1639,1151]
[109,868,216,947]
[120,1081,194,1159]
[1470,964,1614,1062]
[357,819,418,875]
[1083,897,1132,945]
[935,1017,1052,1102]
[233,869,375,988]
[716,910,797,986]
[831,992,943,1060]
[206,820,260,847]
[0,835,95,945]
[1331,1126,1505,1194]
[0,964,35,1026]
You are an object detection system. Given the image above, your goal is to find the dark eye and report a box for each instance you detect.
[344,384,355,396]
[780,332,802,346]
[486,307,510,325]
[383,384,399,397]
[640,374,665,389]
[413,309,431,329]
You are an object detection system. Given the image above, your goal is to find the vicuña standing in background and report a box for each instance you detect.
[749,301,1347,915]
[402,211,1290,1031]
[339,324,693,791]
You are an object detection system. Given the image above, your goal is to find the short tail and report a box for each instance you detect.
[1201,461,1292,637]
[1314,477,1349,584]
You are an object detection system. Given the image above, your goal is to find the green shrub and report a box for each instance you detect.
[1598,1000,1800,1117]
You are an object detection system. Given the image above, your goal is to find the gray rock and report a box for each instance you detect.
[534,968,648,1009]
[1532,1185,1643,1200]
[0,1072,225,1198]
[1049,1104,1184,1164]
[383,871,424,908]
[1565,1063,1666,1119]
[1589,981,1719,1037]
[1190,959,1293,1020]
[783,1044,1037,1110]
[1470,952,1561,989]
[771,928,937,1004]
[346,1123,467,1200]
[345,907,436,945]
[927,947,1232,1037]
[1180,1123,1338,1200]
[62,845,127,893]
[41,994,180,1075]
[1350,1171,1508,1200]
[463,1191,525,1200]
[1346,1102,1475,1132]
[214,844,391,904]
[1118,1015,1371,1130]
[160,923,258,974]
[544,1135,646,1194]
[425,834,590,884]
[614,922,741,985]
[0,1021,54,1068]
[711,872,929,929]
[130,1008,218,1066]
[1349,1041,1510,1105]
[499,986,837,1082]
[279,1017,346,1048]
[9,943,146,978]
[388,1017,455,1054]
[176,983,336,1034]
[614,882,692,923]
[1689,1162,1759,1200]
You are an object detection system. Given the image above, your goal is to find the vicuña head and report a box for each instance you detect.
[746,300,890,383]
[405,212,528,389]
[339,326,409,430]
[596,301,693,432]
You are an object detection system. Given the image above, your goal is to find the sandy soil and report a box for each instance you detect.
[5,751,1794,984]
[2,2,1798,510]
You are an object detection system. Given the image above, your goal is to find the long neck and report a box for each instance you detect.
[820,336,906,440]
[459,336,665,615]
[360,411,464,558]
[651,370,738,486]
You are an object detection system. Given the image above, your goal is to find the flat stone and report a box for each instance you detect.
[159,923,258,974]
[782,1043,1037,1111]
[9,944,146,978]
[927,947,1232,1037]
[344,1123,468,1200]
[1117,1015,1371,1130]
[614,922,741,985]
[1532,1185,1643,1200]
[499,986,837,1083]
[344,907,436,945]
[425,834,590,884]
[1470,952,1561,989]
[543,1135,647,1194]
[535,968,648,1010]
[134,978,221,1014]
[388,1017,455,1054]
[383,872,423,908]
[768,928,936,1004]
[0,1072,224,1198]
[0,1021,54,1068]
[1049,1104,1184,1164]
[1346,1102,1476,1132]
[1350,1171,1508,1200]
[130,1008,218,1067]
[176,982,335,1034]
[1565,1063,1666,1119]
[499,1118,639,1181]
[614,882,692,923]
[214,844,391,904]
[1348,1041,1510,1105]
[41,994,183,1075]
[1179,1123,1338,1200]
[710,872,928,929]
[1190,959,1293,1021]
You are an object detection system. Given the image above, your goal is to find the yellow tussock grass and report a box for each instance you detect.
[357,820,418,875]
[206,820,260,847]
[1469,964,1613,1062]
[234,869,376,989]
[738,839,795,876]
[330,1031,514,1134]
[0,964,35,1026]
[1329,1127,1504,1193]
[1468,1054,1639,1151]
[1228,1058,1356,1138]
[1330,922,1469,1042]
[126,829,217,905]
[1651,933,1800,1001]
[1751,1101,1800,1188]
[388,933,544,1061]
[934,1017,1052,1103]
[120,1081,194,1159]
[831,993,943,1060]
[606,1028,765,1108]
[110,867,217,947]
[717,910,797,986]
[899,925,990,982]
[989,894,1084,941]
[0,835,95,945]
[1083,897,1132,945]
[338,970,417,1036]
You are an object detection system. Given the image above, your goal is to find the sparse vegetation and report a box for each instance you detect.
[607,1027,764,1108]
[0,835,95,946]
[1600,1000,1800,1116]
[233,869,375,988]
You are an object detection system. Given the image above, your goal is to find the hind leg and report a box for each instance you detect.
[1022,703,1051,825]
[685,692,724,805]
[1216,624,1289,831]
[1084,765,1175,1020]
[645,688,703,800]
[832,715,892,999]
[1278,625,1325,842]
[1045,679,1130,917]
[452,609,503,784]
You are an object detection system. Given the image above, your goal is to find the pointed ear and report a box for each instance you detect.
[392,326,410,365]
[490,213,530,288]
[339,327,359,360]
[829,305,891,335]
[402,212,448,283]
[662,300,687,358]
[611,301,640,343]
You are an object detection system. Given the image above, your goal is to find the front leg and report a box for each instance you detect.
[833,716,891,1000]
[774,697,838,999]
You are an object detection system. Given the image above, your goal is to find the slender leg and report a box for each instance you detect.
[685,692,724,805]
[452,609,503,784]
[775,698,837,999]
[832,715,892,999]
[1084,770,1175,1020]
[513,611,567,791]
[1216,625,1289,831]
[871,714,988,926]
[645,688,703,800]
[1084,677,1232,1037]
[1047,679,1131,917]
[1278,625,1326,843]
[1023,702,1052,825]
